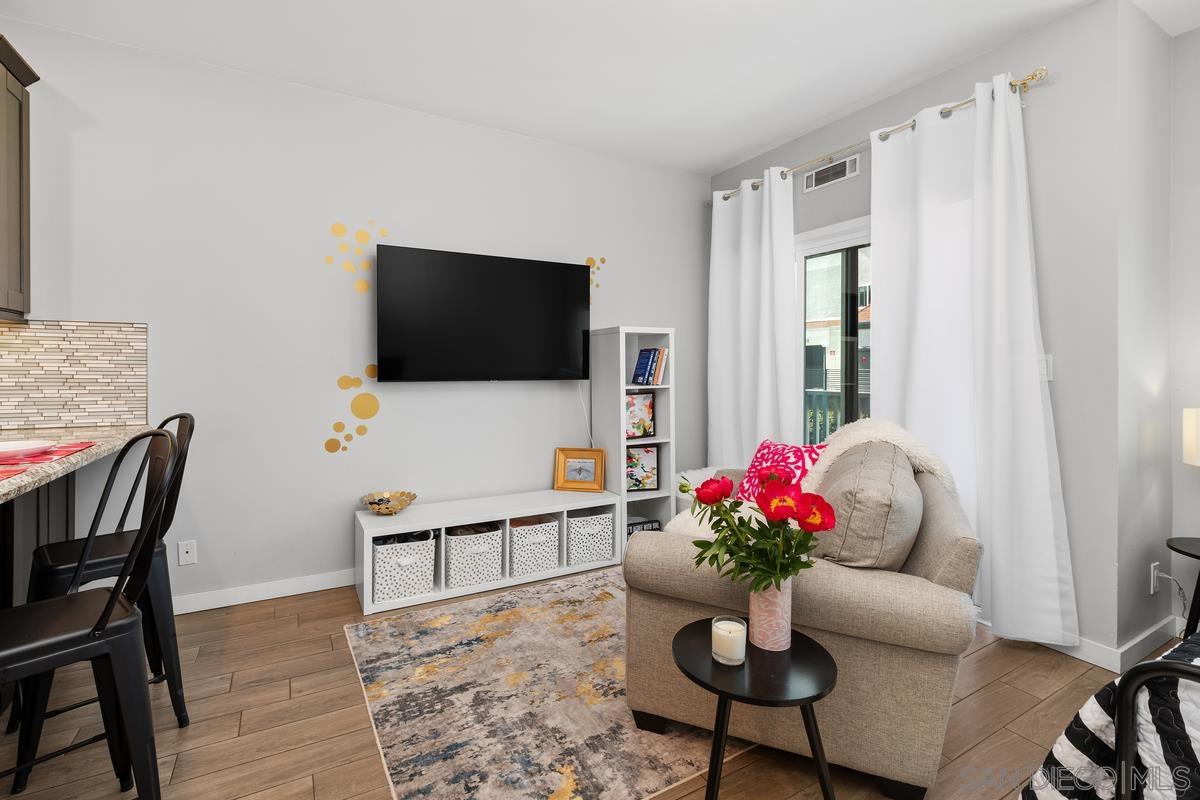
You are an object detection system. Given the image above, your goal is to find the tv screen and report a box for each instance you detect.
[376,245,590,382]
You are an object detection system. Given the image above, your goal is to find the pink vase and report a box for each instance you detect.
[748,578,793,651]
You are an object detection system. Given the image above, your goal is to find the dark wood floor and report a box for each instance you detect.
[0,585,1145,800]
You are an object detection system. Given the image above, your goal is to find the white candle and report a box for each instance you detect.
[711,617,747,665]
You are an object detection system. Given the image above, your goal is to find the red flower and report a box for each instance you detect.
[757,466,792,487]
[755,480,804,522]
[694,475,734,505]
[796,493,836,532]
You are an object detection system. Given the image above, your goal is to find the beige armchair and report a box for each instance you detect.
[622,471,982,798]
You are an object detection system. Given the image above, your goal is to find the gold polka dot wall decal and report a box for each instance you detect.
[323,219,388,294]
[351,392,379,419]
[584,255,606,303]
[322,363,382,453]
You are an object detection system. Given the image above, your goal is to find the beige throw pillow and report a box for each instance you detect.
[813,441,922,570]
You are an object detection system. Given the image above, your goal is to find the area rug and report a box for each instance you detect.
[345,568,745,799]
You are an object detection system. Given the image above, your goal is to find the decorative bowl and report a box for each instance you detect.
[362,490,416,516]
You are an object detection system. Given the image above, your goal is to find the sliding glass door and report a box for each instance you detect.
[803,244,871,444]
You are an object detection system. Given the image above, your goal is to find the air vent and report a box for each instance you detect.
[802,154,860,193]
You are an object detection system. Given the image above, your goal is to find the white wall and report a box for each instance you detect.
[1170,28,1200,609]
[8,19,711,602]
[712,0,1128,653]
[1114,0,1174,643]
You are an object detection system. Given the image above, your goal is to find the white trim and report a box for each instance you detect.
[171,567,355,615]
[793,215,871,259]
[1039,615,1178,673]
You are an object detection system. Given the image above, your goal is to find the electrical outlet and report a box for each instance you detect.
[1150,561,1160,595]
[178,540,198,566]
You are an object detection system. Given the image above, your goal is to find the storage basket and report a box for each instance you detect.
[445,523,503,589]
[372,530,436,603]
[566,507,615,566]
[509,515,560,577]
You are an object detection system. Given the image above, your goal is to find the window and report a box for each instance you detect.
[796,218,871,444]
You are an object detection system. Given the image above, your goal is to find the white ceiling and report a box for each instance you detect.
[1131,0,1200,35]
[0,0,1097,174]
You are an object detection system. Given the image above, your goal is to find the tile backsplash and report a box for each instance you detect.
[0,320,148,430]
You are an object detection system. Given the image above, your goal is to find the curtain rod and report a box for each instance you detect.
[719,66,1049,201]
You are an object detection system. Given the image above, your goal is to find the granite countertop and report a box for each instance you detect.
[0,424,154,504]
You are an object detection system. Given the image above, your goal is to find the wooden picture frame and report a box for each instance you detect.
[553,447,606,492]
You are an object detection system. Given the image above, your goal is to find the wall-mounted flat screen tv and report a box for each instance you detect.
[376,245,590,381]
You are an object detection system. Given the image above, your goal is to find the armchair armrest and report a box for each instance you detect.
[623,530,977,656]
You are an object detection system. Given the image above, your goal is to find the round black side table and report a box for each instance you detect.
[671,618,838,800]
[1167,538,1200,638]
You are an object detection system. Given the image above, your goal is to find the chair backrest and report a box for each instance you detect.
[112,413,194,540]
[155,413,193,538]
[898,472,982,594]
[67,429,177,635]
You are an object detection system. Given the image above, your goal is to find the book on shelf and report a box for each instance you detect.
[630,347,669,385]
[653,348,668,385]
[632,348,654,385]
[626,516,662,536]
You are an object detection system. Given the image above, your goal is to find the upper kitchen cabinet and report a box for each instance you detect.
[0,36,36,321]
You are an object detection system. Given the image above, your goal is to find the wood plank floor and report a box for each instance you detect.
[0,585,1151,800]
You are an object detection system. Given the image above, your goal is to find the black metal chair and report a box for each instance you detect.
[25,413,194,729]
[0,428,175,797]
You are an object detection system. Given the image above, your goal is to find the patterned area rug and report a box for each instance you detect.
[345,568,742,799]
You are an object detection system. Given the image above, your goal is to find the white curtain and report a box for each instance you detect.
[708,168,800,467]
[871,75,1078,645]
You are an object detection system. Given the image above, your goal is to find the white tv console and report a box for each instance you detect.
[354,489,621,615]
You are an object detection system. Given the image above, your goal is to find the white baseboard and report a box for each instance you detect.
[1042,615,1178,673]
[171,568,356,615]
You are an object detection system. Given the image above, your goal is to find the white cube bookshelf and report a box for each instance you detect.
[590,326,677,540]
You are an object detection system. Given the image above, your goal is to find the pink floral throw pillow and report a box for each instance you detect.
[736,440,828,501]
